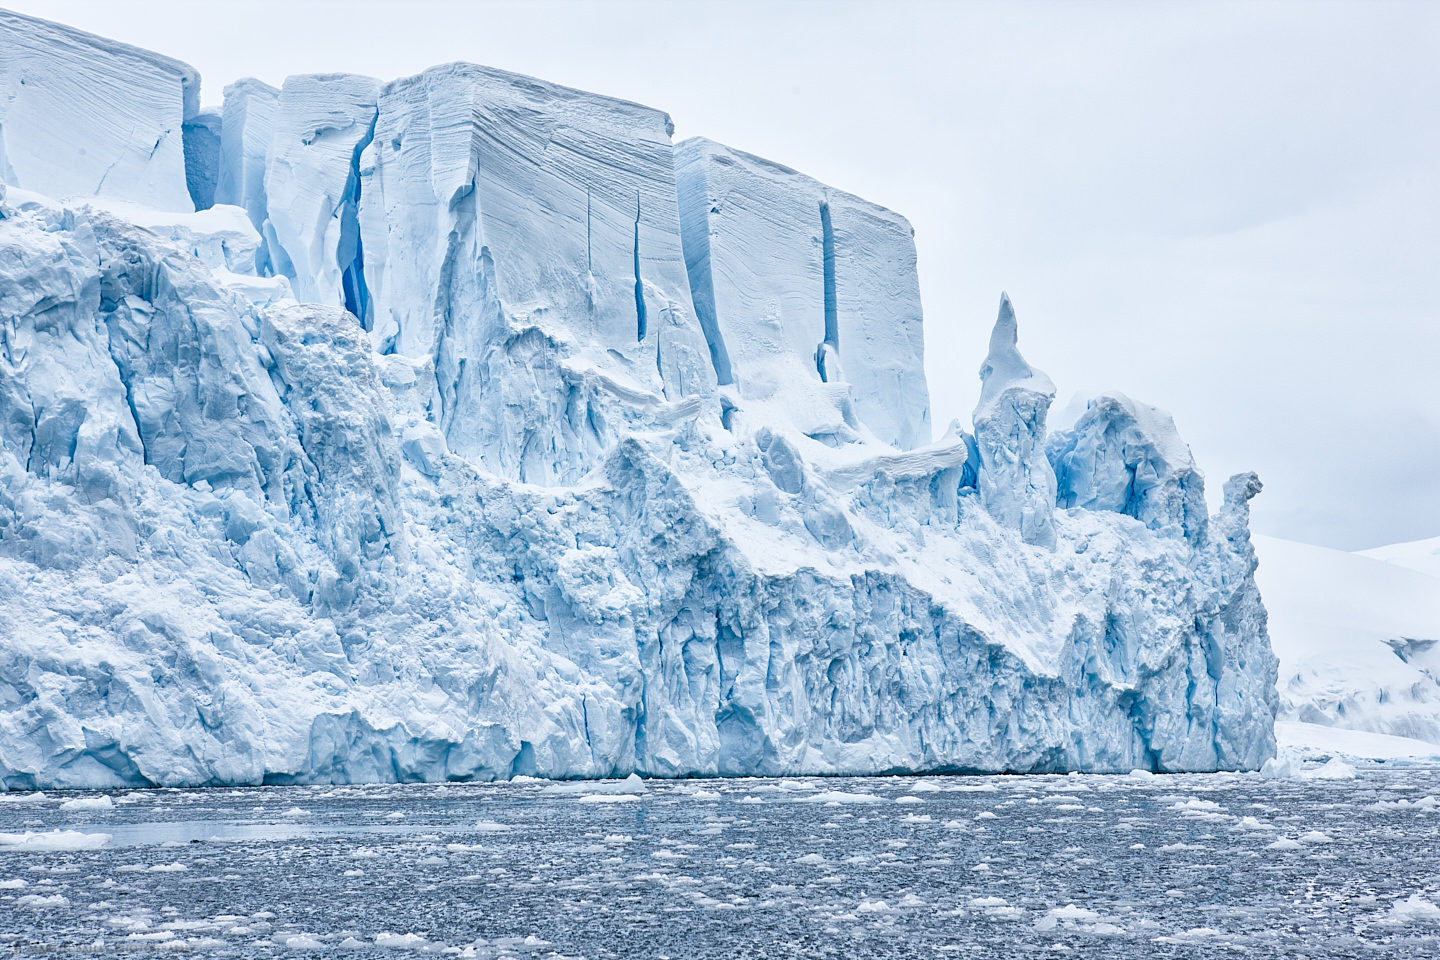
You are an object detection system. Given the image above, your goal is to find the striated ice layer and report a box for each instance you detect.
[674,137,930,450]
[263,73,380,315]
[214,78,279,236]
[358,63,717,484]
[0,16,1278,787]
[0,10,198,212]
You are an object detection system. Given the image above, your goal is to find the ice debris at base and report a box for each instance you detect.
[0,9,1277,788]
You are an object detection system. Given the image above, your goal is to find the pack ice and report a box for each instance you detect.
[0,11,1277,788]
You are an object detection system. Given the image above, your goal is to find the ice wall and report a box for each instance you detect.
[0,9,198,212]
[0,13,1279,787]
[357,63,716,483]
[215,78,280,233]
[182,107,222,211]
[263,73,380,315]
[674,138,931,450]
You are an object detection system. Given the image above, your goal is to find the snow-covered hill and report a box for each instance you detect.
[1358,536,1440,580]
[0,10,1277,787]
[1256,534,1440,752]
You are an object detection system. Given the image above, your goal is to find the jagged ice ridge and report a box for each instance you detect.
[0,9,1277,787]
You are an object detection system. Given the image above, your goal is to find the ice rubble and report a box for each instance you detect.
[0,10,1276,787]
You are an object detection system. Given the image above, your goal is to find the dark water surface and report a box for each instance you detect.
[3,768,1440,957]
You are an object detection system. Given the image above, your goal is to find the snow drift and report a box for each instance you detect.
[0,10,1277,787]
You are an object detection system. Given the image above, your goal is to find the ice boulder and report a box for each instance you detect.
[357,62,716,484]
[674,137,930,450]
[263,73,380,317]
[972,293,1057,547]
[0,9,198,212]
[1047,393,1207,542]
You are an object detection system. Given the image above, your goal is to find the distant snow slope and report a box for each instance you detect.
[1358,536,1440,580]
[1256,534,1440,748]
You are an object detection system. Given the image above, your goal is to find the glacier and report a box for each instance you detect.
[0,10,1277,788]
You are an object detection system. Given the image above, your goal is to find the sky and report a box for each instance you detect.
[9,0,1438,550]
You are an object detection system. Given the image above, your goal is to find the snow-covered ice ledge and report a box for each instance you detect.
[0,10,1276,788]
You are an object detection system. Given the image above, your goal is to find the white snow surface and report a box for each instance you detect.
[1256,534,1440,749]
[1359,536,1440,580]
[0,12,1277,787]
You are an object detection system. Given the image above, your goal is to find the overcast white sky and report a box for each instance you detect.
[12,0,1439,549]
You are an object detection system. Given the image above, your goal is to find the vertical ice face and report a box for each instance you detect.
[674,137,931,450]
[1048,392,1208,543]
[182,107,222,212]
[973,293,1057,547]
[263,73,380,317]
[215,78,280,234]
[0,9,198,212]
[358,62,716,483]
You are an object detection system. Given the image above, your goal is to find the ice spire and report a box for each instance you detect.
[972,293,1058,547]
[976,292,1055,418]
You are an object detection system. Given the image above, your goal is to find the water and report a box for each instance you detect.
[2,768,1439,957]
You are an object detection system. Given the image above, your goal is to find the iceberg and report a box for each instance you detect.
[0,10,1278,787]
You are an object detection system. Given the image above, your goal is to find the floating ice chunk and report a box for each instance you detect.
[373,932,431,949]
[0,9,198,211]
[280,934,325,950]
[1034,904,1122,934]
[796,791,882,805]
[472,820,510,832]
[1298,830,1334,844]
[1169,798,1224,814]
[17,894,70,908]
[281,807,311,817]
[58,795,113,811]
[795,853,827,865]
[577,794,640,804]
[0,878,27,888]
[1381,895,1440,925]
[1372,795,1440,813]
[1266,837,1302,851]
[0,830,110,851]
[1258,757,1296,779]
[544,773,647,796]
[1301,758,1356,780]
[909,781,943,793]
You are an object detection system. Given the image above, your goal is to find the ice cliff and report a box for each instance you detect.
[0,10,1277,788]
